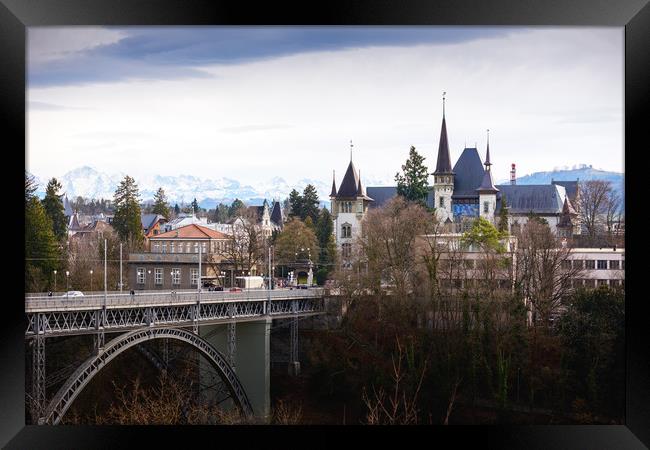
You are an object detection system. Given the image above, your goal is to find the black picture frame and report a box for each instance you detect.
[2,0,648,448]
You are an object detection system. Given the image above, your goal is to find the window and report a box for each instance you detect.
[162,242,167,253]
[483,202,489,213]
[597,260,607,270]
[194,242,199,253]
[178,243,183,253]
[598,279,608,286]
[342,225,352,238]
[585,260,595,270]
[610,279,620,287]
[170,242,175,253]
[340,201,353,213]
[342,243,352,258]
[171,268,181,285]
[573,260,584,270]
[155,268,163,285]
[137,267,145,285]
[439,197,445,208]
[621,260,625,270]
[464,259,475,269]
[572,279,583,289]
[584,279,596,288]
[561,260,572,270]
[202,242,207,254]
[609,260,620,270]
[186,242,190,253]
[191,268,199,286]
[153,243,160,252]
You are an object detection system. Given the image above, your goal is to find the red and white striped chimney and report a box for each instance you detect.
[510,163,516,185]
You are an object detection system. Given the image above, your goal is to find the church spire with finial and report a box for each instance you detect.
[350,139,353,162]
[330,170,337,197]
[434,91,453,174]
[485,129,492,169]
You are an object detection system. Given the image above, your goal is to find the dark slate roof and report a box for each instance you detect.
[270,201,283,225]
[366,186,397,208]
[336,160,360,198]
[141,213,165,231]
[330,172,337,197]
[434,116,453,174]
[477,169,499,193]
[495,184,566,214]
[451,148,484,199]
[551,180,578,203]
[69,213,82,231]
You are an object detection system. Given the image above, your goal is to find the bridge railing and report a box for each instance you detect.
[25,288,325,312]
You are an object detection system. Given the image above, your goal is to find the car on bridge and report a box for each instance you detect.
[229,287,242,292]
[61,291,84,298]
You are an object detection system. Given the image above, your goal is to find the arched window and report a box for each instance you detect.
[342,223,352,238]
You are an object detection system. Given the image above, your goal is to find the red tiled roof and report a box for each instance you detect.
[150,223,230,240]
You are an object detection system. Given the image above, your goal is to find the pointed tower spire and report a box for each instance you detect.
[434,92,453,174]
[357,170,363,196]
[330,170,337,197]
[485,129,492,169]
[350,140,353,162]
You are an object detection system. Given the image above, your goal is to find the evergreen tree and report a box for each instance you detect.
[315,208,337,275]
[42,178,68,242]
[213,203,229,223]
[191,198,200,214]
[395,146,430,206]
[288,189,303,219]
[152,187,170,218]
[498,195,510,233]
[25,174,63,291]
[229,199,245,217]
[174,203,180,216]
[302,184,320,223]
[112,175,143,248]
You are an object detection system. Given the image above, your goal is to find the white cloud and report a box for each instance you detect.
[27,27,623,187]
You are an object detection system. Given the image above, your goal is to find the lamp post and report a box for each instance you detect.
[148,270,152,291]
[65,270,70,298]
[90,269,93,292]
[53,270,57,293]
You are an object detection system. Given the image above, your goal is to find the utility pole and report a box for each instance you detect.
[119,243,123,292]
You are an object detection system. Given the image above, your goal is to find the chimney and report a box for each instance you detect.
[510,163,516,185]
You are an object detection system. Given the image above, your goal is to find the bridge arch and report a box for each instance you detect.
[42,327,253,425]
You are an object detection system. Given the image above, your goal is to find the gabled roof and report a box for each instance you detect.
[336,160,360,198]
[434,116,453,174]
[270,201,283,225]
[150,223,230,240]
[495,184,566,214]
[451,148,485,198]
[69,213,82,231]
[141,213,165,231]
[551,180,579,203]
[562,196,577,215]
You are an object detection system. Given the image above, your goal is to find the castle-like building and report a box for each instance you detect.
[330,98,581,261]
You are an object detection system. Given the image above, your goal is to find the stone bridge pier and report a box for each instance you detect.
[199,318,271,421]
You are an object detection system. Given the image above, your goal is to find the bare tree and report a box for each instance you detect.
[578,180,616,242]
[216,208,266,277]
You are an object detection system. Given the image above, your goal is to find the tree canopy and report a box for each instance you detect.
[112,175,143,248]
[152,187,170,219]
[42,177,68,242]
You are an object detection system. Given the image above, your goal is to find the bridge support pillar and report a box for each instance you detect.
[288,318,300,376]
[199,318,271,422]
[227,323,236,372]
[31,314,46,423]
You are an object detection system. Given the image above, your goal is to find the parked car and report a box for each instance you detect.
[229,287,242,292]
[62,291,84,298]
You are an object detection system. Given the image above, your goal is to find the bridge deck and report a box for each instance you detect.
[25,288,326,337]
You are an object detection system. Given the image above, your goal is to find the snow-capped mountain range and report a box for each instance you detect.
[31,164,623,210]
[30,166,350,209]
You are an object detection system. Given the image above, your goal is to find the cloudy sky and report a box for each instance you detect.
[27,26,624,186]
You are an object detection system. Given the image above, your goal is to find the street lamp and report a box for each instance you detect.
[65,270,70,298]
[53,270,57,292]
[90,269,93,292]
[148,270,152,291]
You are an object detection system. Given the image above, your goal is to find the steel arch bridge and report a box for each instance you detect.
[41,327,253,425]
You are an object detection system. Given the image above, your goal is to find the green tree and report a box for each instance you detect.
[302,184,320,223]
[498,195,510,233]
[229,199,245,217]
[559,286,625,420]
[315,208,337,275]
[112,175,143,248]
[174,203,180,216]
[25,174,63,291]
[395,146,430,206]
[152,187,170,218]
[461,216,507,253]
[274,219,319,267]
[212,203,230,223]
[191,198,200,214]
[42,178,68,241]
[288,189,303,219]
